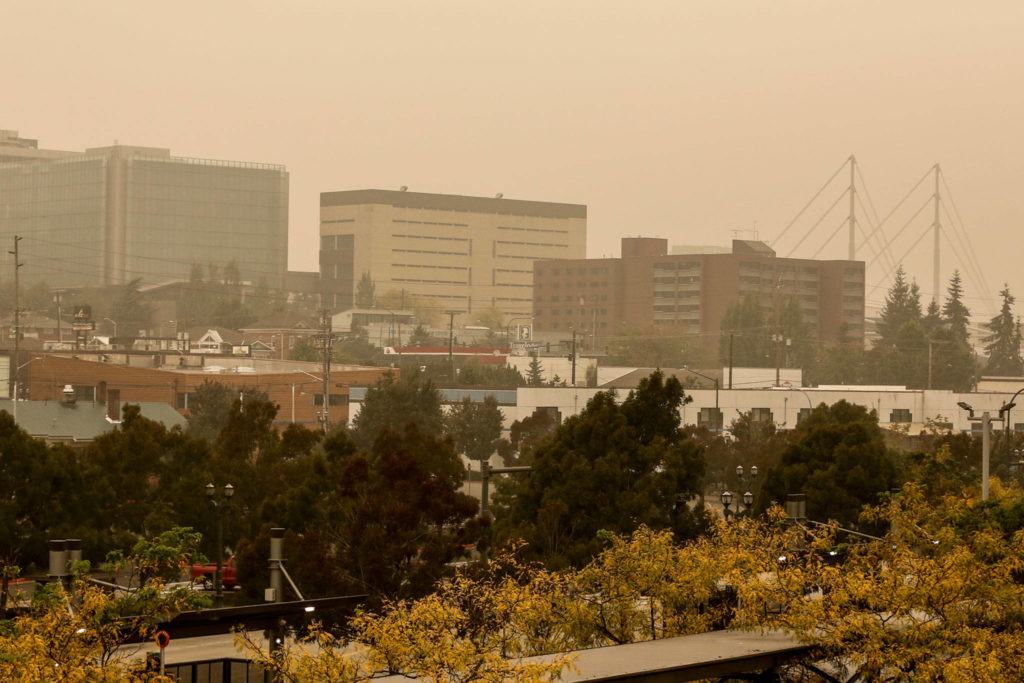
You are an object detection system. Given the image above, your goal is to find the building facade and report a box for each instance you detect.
[533,237,865,351]
[0,132,289,289]
[319,189,586,318]
[24,354,392,430]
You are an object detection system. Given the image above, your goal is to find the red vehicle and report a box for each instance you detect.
[190,556,238,589]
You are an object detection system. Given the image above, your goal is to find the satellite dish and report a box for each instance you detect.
[495,193,503,198]
[400,185,408,191]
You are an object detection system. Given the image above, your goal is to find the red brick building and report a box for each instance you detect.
[25,355,394,429]
[533,238,864,351]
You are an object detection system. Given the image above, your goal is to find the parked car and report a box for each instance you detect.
[189,556,238,589]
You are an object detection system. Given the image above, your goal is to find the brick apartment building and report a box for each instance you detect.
[25,355,393,429]
[533,237,864,351]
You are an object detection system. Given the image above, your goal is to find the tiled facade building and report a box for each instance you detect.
[533,237,865,351]
[319,189,586,317]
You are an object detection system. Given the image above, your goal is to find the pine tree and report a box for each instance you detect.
[355,272,376,308]
[718,293,770,367]
[983,285,1023,376]
[876,267,922,347]
[922,299,942,336]
[942,270,971,345]
[526,355,544,387]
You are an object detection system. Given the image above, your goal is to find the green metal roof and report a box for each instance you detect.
[0,399,185,443]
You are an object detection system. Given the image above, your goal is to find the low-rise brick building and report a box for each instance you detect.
[25,354,393,430]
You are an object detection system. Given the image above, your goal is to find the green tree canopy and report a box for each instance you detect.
[758,400,900,528]
[108,278,154,338]
[351,373,443,448]
[983,285,1023,376]
[444,395,503,463]
[355,272,376,308]
[942,270,972,345]
[495,371,706,567]
[719,293,770,367]
[876,266,922,348]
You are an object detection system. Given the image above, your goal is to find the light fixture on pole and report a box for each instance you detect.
[956,401,1014,502]
[205,483,234,607]
[683,365,720,430]
[720,490,734,519]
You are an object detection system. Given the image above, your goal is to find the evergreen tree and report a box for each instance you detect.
[877,320,929,388]
[876,267,922,347]
[942,270,971,345]
[443,395,503,464]
[351,373,443,447]
[928,325,976,392]
[495,371,707,567]
[719,293,770,367]
[983,285,1024,376]
[526,355,544,386]
[758,400,900,528]
[355,272,376,308]
[922,299,943,336]
[109,278,154,338]
[408,324,433,347]
[778,296,815,369]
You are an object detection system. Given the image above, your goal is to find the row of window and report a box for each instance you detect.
[498,225,569,235]
[539,294,611,302]
[392,232,470,242]
[546,322,608,330]
[693,407,915,428]
[537,266,611,276]
[535,308,609,316]
[392,262,467,271]
[393,218,469,228]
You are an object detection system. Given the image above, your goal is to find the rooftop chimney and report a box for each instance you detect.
[107,389,120,422]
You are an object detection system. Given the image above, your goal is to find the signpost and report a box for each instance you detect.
[155,630,170,675]
[72,305,93,349]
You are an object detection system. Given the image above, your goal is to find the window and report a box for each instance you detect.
[176,392,195,410]
[797,408,812,424]
[698,407,723,430]
[751,408,773,423]
[889,408,912,424]
[73,385,96,402]
[314,394,348,407]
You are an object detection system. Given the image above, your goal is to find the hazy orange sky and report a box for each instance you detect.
[4,1,1022,317]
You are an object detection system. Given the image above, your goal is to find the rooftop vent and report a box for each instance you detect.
[61,384,76,407]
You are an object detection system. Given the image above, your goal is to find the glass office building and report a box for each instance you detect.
[0,142,288,289]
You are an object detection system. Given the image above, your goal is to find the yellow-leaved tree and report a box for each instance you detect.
[0,527,208,681]
[730,483,1024,681]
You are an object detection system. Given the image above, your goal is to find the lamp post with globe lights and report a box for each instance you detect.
[205,483,234,606]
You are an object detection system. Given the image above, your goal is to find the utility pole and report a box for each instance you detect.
[317,310,333,431]
[848,155,857,260]
[570,329,577,386]
[982,411,991,501]
[445,310,458,380]
[9,236,22,400]
[932,163,941,304]
[591,304,597,353]
[54,289,63,344]
[927,340,933,390]
[728,334,734,389]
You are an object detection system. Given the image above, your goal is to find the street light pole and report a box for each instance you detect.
[682,365,720,429]
[957,401,1014,502]
[1004,388,1024,453]
[205,483,234,607]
